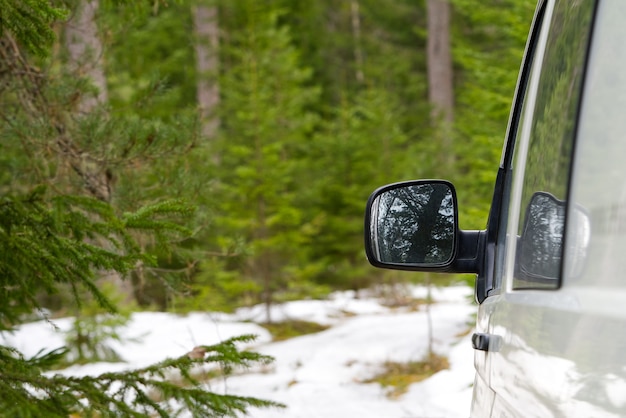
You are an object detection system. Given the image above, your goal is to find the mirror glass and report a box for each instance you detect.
[368,182,455,265]
[564,203,590,279]
[517,191,591,283]
[517,192,566,282]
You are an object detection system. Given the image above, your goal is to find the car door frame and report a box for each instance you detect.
[471,0,551,414]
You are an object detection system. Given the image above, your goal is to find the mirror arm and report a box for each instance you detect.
[450,229,485,274]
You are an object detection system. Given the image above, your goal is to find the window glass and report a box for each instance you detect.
[503,0,595,290]
[566,1,626,287]
[492,4,546,291]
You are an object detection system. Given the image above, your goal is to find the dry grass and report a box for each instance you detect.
[259,320,330,342]
[363,353,450,399]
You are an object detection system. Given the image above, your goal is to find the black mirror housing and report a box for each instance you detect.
[364,180,484,275]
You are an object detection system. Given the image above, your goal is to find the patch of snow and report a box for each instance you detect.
[3,285,477,418]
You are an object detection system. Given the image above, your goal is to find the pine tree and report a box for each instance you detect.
[213,2,320,322]
[0,1,281,416]
[305,87,410,291]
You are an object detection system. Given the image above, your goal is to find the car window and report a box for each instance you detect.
[502,0,595,290]
[566,0,626,287]
[491,2,547,292]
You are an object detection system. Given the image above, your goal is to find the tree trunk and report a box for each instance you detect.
[64,0,132,297]
[65,0,108,115]
[350,0,365,84]
[425,273,435,357]
[426,0,454,125]
[257,194,273,324]
[193,3,220,140]
[427,0,454,170]
[64,0,114,203]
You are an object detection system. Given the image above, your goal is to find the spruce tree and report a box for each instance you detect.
[213,2,320,322]
[0,1,280,416]
[305,88,411,291]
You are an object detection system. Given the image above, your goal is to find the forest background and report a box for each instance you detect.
[0,0,535,416]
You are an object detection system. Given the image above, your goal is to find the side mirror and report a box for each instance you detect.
[364,180,458,270]
[517,192,566,282]
[517,191,590,282]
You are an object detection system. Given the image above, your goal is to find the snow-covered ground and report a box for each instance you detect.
[3,285,477,418]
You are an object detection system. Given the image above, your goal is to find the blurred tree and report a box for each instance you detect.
[63,0,139,302]
[427,0,454,125]
[1,0,539,317]
[305,88,411,291]
[100,0,204,308]
[426,0,454,173]
[65,0,108,114]
[193,0,220,140]
[95,0,535,305]
[350,0,365,84]
[214,2,320,322]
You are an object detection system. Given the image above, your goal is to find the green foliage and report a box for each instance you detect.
[179,258,262,313]
[304,87,411,290]
[167,0,537,304]
[214,3,321,315]
[0,1,280,415]
[274,0,429,126]
[0,0,540,312]
[0,188,138,328]
[0,335,282,417]
[0,187,278,415]
[0,0,68,56]
[102,0,197,121]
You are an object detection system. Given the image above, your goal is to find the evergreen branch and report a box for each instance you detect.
[0,190,196,324]
[0,0,68,57]
[0,335,283,417]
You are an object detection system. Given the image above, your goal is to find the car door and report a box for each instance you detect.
[471,0,598,416]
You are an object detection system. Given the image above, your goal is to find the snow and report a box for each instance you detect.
[2,285,477,418]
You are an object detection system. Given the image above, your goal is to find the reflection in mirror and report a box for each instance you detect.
[369,183,455,265]
[517,192,566,282]
[565,203,590,279]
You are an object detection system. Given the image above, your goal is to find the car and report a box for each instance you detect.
[363,0,626,416]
